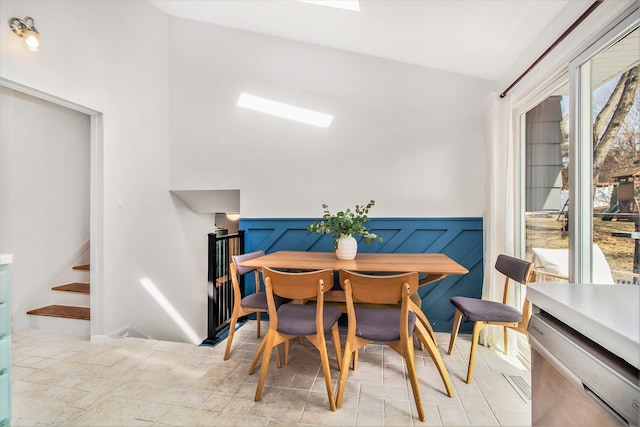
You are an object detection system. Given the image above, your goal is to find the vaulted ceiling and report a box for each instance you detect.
[149,0,589,81]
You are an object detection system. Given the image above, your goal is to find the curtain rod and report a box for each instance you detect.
[499,0,603,98]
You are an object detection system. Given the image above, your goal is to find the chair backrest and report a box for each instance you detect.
[495,254,534,284]
[261,267,334,331]
[230,250,265,299]
[494,254,535,329]
[339,270,419,305]
[262,267,334,300]
[232,250,265,276]
[340,269,418,341]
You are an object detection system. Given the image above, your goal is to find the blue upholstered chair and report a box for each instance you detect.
[447,254,534,383]
[249,267,343,411]
[336,269,425,422]
[223,251,288,360]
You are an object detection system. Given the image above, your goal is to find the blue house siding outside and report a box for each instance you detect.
[240,217,483,333]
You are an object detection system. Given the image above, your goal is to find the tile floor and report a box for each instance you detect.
[10,322,531,426]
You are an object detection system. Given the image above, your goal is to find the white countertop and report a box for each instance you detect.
[0,253,13,265]
[528,283,640,370]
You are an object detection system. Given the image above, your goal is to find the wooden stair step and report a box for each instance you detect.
[52,283,90,293]
[27,305,90,320]
[73,264,90,271]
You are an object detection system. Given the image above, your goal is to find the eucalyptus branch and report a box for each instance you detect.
[307,200,383,250]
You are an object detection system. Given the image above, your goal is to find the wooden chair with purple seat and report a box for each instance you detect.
[335,269,427,422]
[224,251,288,361]
[447,254,535,384]
[249,267,343,411]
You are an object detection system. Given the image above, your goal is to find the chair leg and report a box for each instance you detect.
[466,322,484,384]
[448,309,463,354]
[256,312,261,338]
[318,338,337,411]
[275,344,282,368]
[415,322,454,397]
[410,300,438,347]
[404,340,425,422]
[331,324,343,371]
[255,331,275,401]
[503,326,509,355]
[249,334,268,375]
[224,307,241,360]
[352,348,359,370]
[335,341,353,409]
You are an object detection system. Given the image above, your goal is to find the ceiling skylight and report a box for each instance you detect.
[237,93,333,128]
[298,0,360,12]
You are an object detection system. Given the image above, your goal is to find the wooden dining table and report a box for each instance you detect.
[238,250,468,284]
[239,250,468,398]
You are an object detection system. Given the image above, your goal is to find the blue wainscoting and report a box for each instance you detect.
[240,217,483,333]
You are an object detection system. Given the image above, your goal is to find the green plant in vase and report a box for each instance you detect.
[307,200,383,259]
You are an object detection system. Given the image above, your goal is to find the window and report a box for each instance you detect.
[523,81,570,275]
[522,13,639,284]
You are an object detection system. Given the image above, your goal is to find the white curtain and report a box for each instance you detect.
[480,91,518,353]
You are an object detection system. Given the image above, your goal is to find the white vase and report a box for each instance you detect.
[335,234,358,260]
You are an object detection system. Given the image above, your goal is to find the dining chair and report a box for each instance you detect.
[249,267,343,411]
[447,254,535,383]
[224,251,288,361]
[336,269,426,422]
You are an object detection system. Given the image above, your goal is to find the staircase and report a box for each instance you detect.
[26,264,90,336]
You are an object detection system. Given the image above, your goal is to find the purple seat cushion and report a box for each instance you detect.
[241,293,288,311]
[276,304,342,336]
[354,306,416,342]
[450,296,522,323]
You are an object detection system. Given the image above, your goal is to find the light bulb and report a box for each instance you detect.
[23,30,42,52]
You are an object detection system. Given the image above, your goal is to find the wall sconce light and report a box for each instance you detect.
[226,212,241,221]
[9,16,43,52]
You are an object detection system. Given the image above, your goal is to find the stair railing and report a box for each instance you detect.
[202,230,244,345]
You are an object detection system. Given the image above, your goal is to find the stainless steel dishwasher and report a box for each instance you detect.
[527,283,640,427]
[529,311,639,426]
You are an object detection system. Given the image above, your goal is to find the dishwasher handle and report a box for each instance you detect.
[583,384,631,426]
[529,334,583,389]
[530,335,632,426]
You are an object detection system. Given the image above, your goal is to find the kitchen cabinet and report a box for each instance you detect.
[0,254,12,427]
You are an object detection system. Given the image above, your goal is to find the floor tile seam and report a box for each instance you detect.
[471,373,515,424]
[11,362,51,371]
[418,386,462,406]
[133,389,217,408]
[146,403,218,423]
[457,391,501,425]
[14,376,80,389]
[140,387,214,409]
[95,394,176,422]
[63,393,121,412]
[19,382,95,402]
[435,401,474,427]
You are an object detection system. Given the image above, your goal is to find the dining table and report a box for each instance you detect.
[238,250,468,282]
[239,250,469,398]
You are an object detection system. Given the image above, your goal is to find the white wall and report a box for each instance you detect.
[168,18,495,218]
[0,0,212,343]
[0,87,90,330]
